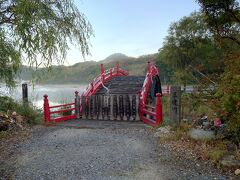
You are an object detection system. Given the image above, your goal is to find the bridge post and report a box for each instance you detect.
[75,91,80,119]
[43,95,50,123]
[81,96,86,119]
[147,61,150,73]
[155,93,163,126]
[101,64,105,81]
[110,68,112,76]
[138,92,143,120]
[91,82,94,93]
[22,83,28,104]
[116,63,120,74]
[170,86,181,126]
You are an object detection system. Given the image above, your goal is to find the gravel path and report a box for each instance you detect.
[4,120,231,179]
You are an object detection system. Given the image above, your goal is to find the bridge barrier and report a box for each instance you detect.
[43,91,80,123]
[139,93,163,126]
[43,88,167,124]
[43,62,167,126]
[80,94,140,121]
[83,63,128,97]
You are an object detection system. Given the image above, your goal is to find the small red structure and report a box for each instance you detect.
[139,62,163,126]
[43,92,79,123]
[82,63,128,97]
[43,62,166,126]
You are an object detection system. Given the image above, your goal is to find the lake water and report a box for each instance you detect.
[0,83,88,110]
[0,83,195,111]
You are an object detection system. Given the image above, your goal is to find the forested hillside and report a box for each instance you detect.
[19,53,158,84]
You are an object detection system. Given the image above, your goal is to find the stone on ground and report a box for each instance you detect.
[189,128,215,140]
[154,126,171,138]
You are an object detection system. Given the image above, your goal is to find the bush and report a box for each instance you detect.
[15,103,42,125]
[0,96,42,125]
[0,96,18,112]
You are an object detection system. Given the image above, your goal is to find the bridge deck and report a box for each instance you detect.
[95,76,145,95]
[52,119,148,129]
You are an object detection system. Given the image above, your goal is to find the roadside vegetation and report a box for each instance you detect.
[0,0,239,174]
[156,1,240,170]
[0,96,42,131]
[0,0,93,135]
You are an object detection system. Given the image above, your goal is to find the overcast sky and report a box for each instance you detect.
[65,0,200,65]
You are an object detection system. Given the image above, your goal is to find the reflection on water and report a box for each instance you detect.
[0,83,87,109]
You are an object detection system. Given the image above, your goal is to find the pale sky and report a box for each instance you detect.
[65,0,200,65]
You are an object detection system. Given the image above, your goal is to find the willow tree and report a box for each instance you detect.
[0,0,93,87]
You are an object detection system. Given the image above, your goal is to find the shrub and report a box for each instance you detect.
[15,103,42,125]
[0,96,42,125]
[0,96,18,112]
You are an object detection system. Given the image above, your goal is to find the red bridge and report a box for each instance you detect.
[43,62,170,126]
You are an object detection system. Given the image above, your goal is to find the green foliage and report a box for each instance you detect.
[0,96,18,112]
[16,104,42,125]
[0,31,21,87]
[215,53,240,144]
[156,53,174,84]
[197,0,240,46]
[0,96,42,125]
[194,0,240,144]
[19,54,157,84]
[0,0,93,87]
[158,11,223,86]
[197,0,240,144]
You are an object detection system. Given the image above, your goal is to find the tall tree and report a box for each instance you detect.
[159,12,223,89]
[197,0,240,144]
[0,0,93,87]
[197,0,240,46]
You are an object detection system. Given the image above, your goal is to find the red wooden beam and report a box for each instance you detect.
[142,109,156,117]
[52,115,77,122]
[43,94,50,124]
[50,107,75,114]
[50,103,75,109]
[82,63,129,97]
[155,93,163,126]
[145,104,155,109]
[141,117,157,126]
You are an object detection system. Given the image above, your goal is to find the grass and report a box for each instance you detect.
[159,91,239,170]
[158,122,235,168]
[0,96,42,125]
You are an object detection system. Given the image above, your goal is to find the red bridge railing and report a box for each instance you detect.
[43,62,168,126]
[139,93,163,126]
[139,62,163,126]
[43,91,80,123]
[82,63,128,97]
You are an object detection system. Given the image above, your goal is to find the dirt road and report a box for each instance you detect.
[1,120,230,179]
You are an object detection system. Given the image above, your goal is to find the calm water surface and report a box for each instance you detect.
[0,83,88,110]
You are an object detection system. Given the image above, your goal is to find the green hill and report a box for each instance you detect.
[19,53,158,84]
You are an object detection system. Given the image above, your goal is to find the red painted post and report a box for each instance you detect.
[138,91,143,119]
[155,93,163,126]
[43,94,50,123]
[110,68,112,76]
[101,64,105,81]
[116,63,120,74]
[91,82,94,92]
[147,61,150,73]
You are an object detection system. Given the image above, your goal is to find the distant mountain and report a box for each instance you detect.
[100,53,130,63]
[19,53,158,84]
